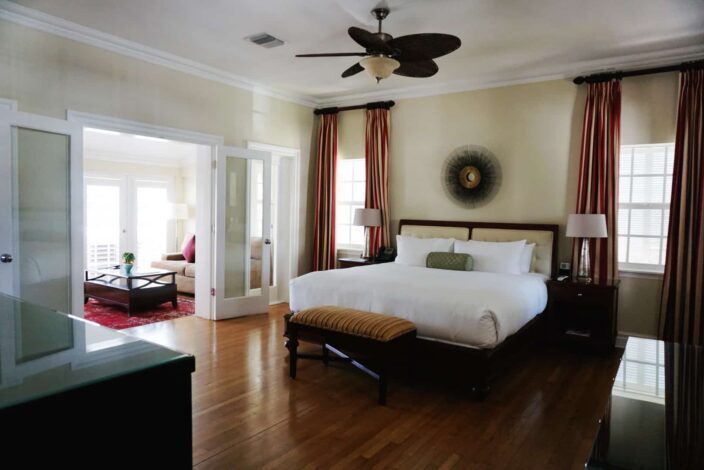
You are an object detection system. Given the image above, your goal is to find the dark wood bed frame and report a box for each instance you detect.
[285,219,559,400]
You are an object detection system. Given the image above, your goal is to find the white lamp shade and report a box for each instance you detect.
[360,56,400,81]
[353,208,381,227]
[169,203,189,220]
[566,214,608,238]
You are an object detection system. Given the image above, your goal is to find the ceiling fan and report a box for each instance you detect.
[295,8,461,83]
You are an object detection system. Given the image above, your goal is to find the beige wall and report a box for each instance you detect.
[338,74,679,337]
[0,19,315,273]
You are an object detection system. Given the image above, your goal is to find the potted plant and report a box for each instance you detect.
[121,252,135,275]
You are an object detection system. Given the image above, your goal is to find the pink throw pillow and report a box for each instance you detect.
[182,235,196,263]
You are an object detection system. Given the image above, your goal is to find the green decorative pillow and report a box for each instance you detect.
[426,252,473,271]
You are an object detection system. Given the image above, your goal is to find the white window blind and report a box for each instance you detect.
[336,159,366,249]
[618,143,674,273]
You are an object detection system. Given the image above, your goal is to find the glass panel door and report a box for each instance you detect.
[0,110,83,315]
[215,146,271,319]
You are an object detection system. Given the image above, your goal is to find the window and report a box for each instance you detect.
[336,159,365,249]
[618,143,674,272]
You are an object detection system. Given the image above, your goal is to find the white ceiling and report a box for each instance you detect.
[84,128,198,167]
[5,0,704,105]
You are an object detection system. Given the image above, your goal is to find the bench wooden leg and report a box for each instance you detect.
[378,374,388,406]
[286,335,299,379]
[322,342,329,366]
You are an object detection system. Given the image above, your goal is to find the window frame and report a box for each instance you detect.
[335,158,366,251]
[617,143,674,274]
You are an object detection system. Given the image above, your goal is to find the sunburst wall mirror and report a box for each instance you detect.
[442,145,502,208]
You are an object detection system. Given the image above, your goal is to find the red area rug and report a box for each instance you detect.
[84,295,195,330]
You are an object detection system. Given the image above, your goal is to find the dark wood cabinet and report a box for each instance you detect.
[547,279,619,352]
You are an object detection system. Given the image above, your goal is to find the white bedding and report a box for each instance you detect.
[289,263,548,349]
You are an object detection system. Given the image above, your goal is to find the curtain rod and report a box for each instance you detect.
[314,100,395,115]
[573,59,704,84]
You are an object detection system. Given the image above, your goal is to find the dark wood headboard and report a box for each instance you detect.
[398,219,560,278]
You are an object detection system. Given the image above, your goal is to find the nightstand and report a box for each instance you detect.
[547,279,619,352]
[337,257,375,269]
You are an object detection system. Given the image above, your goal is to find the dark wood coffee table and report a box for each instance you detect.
[84,267,177,316]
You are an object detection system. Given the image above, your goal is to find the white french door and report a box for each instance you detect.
[214,146,271,319]
[84,176,124,269]
[0,109,83,315]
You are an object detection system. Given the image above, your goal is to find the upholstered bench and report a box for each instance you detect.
[284,306,417,405]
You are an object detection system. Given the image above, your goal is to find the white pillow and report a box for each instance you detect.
[395,235,454,267]
[454,239,526,274]
[520,243,536,273]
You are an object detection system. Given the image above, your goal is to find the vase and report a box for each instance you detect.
[121,263,134,275]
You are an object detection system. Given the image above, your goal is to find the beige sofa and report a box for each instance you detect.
[151,237,270,295]
[151,252,196,295]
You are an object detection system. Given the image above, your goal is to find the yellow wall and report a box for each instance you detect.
[338,74,679,337]
[0,19,316,272]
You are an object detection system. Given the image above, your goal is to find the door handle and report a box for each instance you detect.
[0,253,13,263]
[264,239,271,245]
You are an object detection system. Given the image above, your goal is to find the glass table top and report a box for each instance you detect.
[589,336,703,469]
[0,293,194,410]
[88,266,176,278]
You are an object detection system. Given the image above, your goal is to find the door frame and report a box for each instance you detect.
[0,98,17,111]
[0,109,83,316]
[67,111,222,320]
[246,141,301,303]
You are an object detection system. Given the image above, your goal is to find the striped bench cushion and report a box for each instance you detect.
[291,306,416,342]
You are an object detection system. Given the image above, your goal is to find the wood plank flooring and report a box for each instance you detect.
[125,304,621,469]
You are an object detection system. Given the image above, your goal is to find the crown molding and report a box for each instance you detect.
[2,1,703,110]
[316,44,704,107]
[0,0,318,108]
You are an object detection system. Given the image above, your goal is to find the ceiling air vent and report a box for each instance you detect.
[247,33,284,49]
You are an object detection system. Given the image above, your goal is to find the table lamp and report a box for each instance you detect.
[353,208,381,259]
[566,214,608,283]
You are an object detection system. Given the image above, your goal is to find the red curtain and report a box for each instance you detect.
[572,80,621,284]
[312,113,338,271]
[364,108,391,255]
[660,67,704,345]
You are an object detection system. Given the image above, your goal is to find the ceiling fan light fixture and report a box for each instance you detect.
[360,55,400,82]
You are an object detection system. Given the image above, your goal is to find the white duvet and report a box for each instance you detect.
[289,263,548,349]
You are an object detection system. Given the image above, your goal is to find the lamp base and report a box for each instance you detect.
[576,275,592,284]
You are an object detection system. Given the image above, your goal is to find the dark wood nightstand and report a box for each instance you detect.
[337,257,375,269]
[547,279,620,352]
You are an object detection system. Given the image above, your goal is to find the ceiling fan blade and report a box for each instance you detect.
[390,33,461,61]
[296,52,368,57]
[393,60,439,78]
[348,27,393,54]
[341,62,364,78]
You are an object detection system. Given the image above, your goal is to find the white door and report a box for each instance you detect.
[214,145,271,319]
[84,176,124,269]
[0,109,83,315]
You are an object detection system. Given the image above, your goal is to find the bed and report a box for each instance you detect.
[288,219,559,398]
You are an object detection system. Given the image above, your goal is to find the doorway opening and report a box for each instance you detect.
[80,127,209,328]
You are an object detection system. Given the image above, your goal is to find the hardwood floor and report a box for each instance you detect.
[125,304,621,469]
